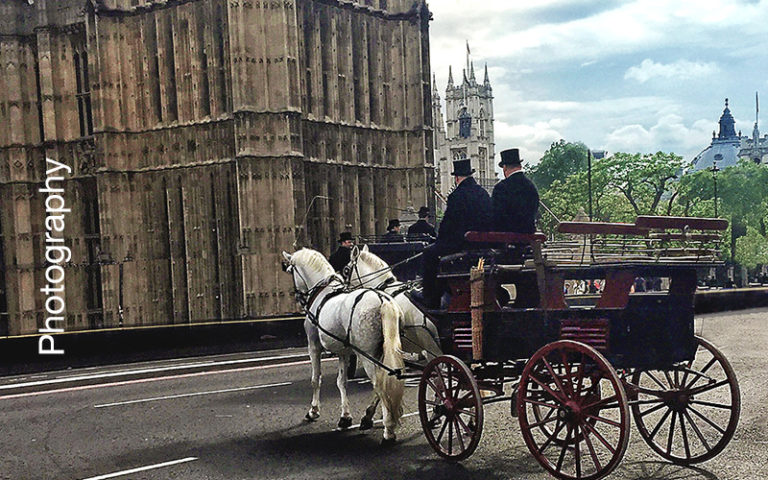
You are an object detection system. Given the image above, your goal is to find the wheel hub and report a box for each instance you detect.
[558,401,583,424]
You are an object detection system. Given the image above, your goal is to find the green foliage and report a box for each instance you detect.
[535,145,768,271]
[538,150,689,235]
[735,226,768,270]
[528,140,589,194]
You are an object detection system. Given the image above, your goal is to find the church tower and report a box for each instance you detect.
[433,42,496,197]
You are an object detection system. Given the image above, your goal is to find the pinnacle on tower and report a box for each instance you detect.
[447,65,453,87]
[470,61,476,83]
[484,63,490,85]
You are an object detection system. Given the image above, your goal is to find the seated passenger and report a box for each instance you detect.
[411,159,492,308]
[382,219,405,242]
[492,148,539,234]
[407,206,437,240]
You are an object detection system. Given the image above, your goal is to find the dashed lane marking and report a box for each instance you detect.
[79,457,198,480]
[94,381,292,408]
[0,352,309,391]
[0,358,333,402]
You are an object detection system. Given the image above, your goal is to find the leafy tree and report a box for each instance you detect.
[735,226,768,270]
[528,140,589,194]
[716,159,768,232]
[602,152,688,216]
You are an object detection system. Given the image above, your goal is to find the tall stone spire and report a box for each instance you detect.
[447,65,453,87]
[432,72,440,104]
[469,61,476,84]
[483,63,490,86]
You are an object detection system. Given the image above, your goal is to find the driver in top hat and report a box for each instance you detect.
[329,231,354,272]
[492,148,539,233]
[411,158,492,308]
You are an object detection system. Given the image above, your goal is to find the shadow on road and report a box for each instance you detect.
[619,461,721,480]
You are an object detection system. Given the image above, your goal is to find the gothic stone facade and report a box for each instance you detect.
[432,55,495,197]
[0,0,434,336]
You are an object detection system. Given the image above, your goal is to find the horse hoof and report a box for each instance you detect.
[338,416,353,430]
[380,436,397,447]
[359,417,374,431]
[305,411,320,422]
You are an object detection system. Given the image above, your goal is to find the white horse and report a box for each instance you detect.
[341,245,444,429]
[344,244,442,359]
[281,248,405,443]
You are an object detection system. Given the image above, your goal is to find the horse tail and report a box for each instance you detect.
[375,299,405,425]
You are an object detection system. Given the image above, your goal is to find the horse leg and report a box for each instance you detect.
[336,352,353,430]
[360,394,380,431]
[380,401,398,445]
[361,357,398,444]
[305,342,322,422]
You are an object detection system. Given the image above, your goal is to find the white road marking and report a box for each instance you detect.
[94,381,291,408]
[343,410,420,430]
[0,352,308,391]
[0,358,333,401]
[79,457,198,480]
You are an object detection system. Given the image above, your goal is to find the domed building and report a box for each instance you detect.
[690,96,768,172]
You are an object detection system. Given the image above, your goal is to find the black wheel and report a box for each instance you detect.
[630,336,740,464]
[418,355,483,461]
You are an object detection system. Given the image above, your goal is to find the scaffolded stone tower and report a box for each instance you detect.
[0,0,435,335]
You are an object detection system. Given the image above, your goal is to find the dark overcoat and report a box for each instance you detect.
[491,171,539,233]
[407,219,436,238]
[329,246,351,272]
[437,176,493,249]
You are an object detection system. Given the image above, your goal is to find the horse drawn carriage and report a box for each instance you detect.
[283,215,740,480]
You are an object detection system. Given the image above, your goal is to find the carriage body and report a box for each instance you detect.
[431,263,701,371]
[357,235,431,281]
[414,217,741,479]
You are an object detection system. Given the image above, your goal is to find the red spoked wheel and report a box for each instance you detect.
[418,355,484,461]
[518,340,630,480]
[630,336,740,464]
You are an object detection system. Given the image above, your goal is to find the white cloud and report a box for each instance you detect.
[429,1,768,166]
[603,114,713,158]
[624,59,720,84]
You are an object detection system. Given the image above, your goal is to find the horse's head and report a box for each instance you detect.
[344,244,395,288]
[281,249,335,305]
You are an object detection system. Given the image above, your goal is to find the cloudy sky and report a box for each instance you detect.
[428,0,768,167]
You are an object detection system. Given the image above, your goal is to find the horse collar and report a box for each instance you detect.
[305,275,341,313]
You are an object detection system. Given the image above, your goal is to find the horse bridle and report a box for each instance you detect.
[283,259,341,311]
[343,256,400,291]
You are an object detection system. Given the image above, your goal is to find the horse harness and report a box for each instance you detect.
[293,270,401,376]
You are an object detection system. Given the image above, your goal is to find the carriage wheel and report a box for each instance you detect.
[530,376,601,447]
[418,355,484,461]
[518,340,630,480]
[630,335,740,465]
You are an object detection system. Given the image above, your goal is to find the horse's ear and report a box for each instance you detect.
[282,251,292,262]
[362,244,369,253]
[350,245,360,261]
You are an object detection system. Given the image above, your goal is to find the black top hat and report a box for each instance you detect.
[499,148,522,167]
[450,159,475,176]
[417,206,430,218]
[387,219,400,230]
[338,231,353,243]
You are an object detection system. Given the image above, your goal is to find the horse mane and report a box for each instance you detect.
[359,250,396,281]
[292,248,335,277]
